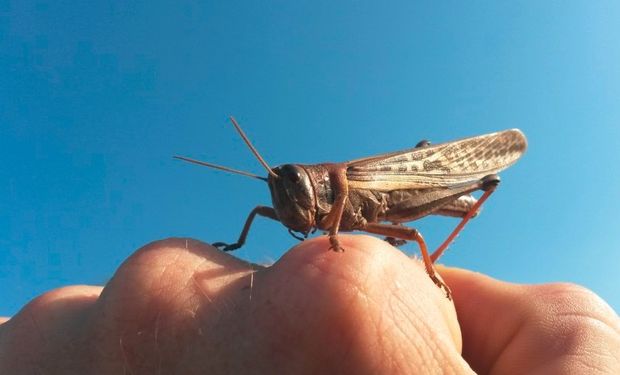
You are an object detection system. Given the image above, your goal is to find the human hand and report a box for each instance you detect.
[1,235,618,374]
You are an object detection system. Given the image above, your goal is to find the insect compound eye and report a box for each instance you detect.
[290,171,301,183]
[280,164,302,183]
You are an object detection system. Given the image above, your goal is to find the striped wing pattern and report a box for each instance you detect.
[346,129,527,191]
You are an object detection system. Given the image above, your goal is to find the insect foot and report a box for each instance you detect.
[212,242,241,252]
[430,273,452,301]
[328,235,345,252]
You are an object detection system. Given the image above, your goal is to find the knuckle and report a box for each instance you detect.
[100,238,252,320]
[18,285,95,316]
[6,286,99,346]
[527,282,620,336]
[532,282,601,306]
[512,283,620,369]
[116,238,221,280]
[101,239,205,313]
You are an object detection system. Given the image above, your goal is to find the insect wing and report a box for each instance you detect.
[346,129,527,191]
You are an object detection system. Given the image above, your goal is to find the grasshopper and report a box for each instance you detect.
[175,117,527,298]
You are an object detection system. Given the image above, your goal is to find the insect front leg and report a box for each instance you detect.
[361,222,452,300]
[213,206,279,251]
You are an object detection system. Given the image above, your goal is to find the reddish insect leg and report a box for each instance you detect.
[362,222,452,300]
[430,175,499,263]
[319,166,349,252]
[213,206,279,251]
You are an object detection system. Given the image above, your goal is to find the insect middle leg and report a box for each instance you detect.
[361,222,452,300]
[384,223,408,247]
[384,236,407,247]
[319,167,349,252]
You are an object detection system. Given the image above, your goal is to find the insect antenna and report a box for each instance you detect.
[173,155,268,182]
[229,116,279,179]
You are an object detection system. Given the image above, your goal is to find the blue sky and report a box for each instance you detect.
[1,1,619,316]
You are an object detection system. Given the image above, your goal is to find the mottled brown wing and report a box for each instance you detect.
[346,129,527,191]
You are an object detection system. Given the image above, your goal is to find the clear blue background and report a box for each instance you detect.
[1,1,619,316]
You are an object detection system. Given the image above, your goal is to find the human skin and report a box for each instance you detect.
[0,235,618,374]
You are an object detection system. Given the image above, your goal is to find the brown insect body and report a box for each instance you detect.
[269,163,485,235]
[175,118,527,299]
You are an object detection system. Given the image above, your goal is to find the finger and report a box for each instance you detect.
[98,237,260,316]
[0,237,474,374]
[93,235,468,373]
[0,285,103,372]
[250,234,471,373]
[439,266,620,374]
[0,238,261,375]
[1,284,102,330]
[86,237,261,373]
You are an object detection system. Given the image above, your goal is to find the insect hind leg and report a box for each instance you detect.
[415,139,431,148]
[433,194,478,218]
[361,222,452,300]
[430,174,500,262]
[481,174,500,191]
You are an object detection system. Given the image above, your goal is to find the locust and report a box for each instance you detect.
[175,117,527,299]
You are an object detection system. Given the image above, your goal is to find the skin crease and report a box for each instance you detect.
[0,235,618,374]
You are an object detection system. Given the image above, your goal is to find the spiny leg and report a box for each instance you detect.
[362,222,452,300]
